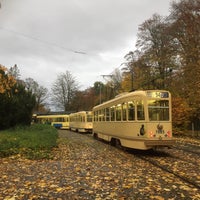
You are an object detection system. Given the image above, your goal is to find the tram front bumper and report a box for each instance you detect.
[145,139,176,146]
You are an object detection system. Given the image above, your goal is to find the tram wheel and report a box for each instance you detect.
[110,138,122,148]
[115,139,122,148]
[93,133,98,139]
[110,138,116,146]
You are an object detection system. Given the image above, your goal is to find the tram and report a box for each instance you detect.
[33,114,69,129]
[69,111,93,133]
[93,90,175,150]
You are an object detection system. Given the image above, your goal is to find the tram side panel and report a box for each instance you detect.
[93,121,149,149]
[93,121,173,150]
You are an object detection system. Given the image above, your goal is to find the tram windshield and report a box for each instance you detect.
[87,114,93,122]
[148,100,169,121]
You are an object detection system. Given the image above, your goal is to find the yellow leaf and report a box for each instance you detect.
[56,187,63,192]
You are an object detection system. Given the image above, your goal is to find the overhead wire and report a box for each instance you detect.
[0,26,87,55]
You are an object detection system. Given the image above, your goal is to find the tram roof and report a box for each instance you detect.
[69,111,92,116]
[93,90,170,109]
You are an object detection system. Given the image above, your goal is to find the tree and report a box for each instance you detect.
[122,51,149,91]
[8,64,21,80]
[111,68,123,94]
[25,78,48,112]
[136,14,176,89]
[8,83,36,127]
[0,65,36,129]
[51,70,79,111]
[169,0,200,120]
[172,97,192,134]
[0,64,16,94]
[70,88,96,111]
[100,71,122,101]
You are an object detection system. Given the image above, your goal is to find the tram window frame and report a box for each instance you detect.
[122,103,127,121]
[110,106,115,121]
[87,114,93,122]
[98,109,104,122]
[102,109,105,121]
[82,116,85,122]
[137,100,145,120]
[116,104,122,121]
[105,107,110,121]
[98,110,102,122]
[128,101,135,121]
[94,111,98,122]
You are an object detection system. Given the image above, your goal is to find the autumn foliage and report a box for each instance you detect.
[0,65,16,94]
[172,97,192,134]
[0,65,36,130]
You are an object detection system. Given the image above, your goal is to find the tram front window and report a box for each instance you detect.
[148,100,169,121]
[87,114,93,122]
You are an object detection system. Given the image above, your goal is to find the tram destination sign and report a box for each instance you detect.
[147,91,169,98]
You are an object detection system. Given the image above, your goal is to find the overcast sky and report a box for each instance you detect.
[0,0,173,90]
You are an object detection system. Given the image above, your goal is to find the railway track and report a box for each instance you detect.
[135,151,200,190]
[85,132,200,190]
[86,132,200,191]
[123,137,200,190]
[59,130,200,198]
[173,142,200,155]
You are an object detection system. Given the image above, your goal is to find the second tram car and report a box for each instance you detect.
[93,90,175,150]
[69,111,93,133]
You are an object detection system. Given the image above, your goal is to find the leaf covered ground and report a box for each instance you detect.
[0,130,200,200]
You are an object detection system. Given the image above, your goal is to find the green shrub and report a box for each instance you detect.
[0,124,58,159]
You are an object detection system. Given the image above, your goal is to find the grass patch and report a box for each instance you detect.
[0,124,58,160]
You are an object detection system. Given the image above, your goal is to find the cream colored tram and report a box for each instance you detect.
[34,114,69,129]
[92,90,175,150]
[69,111,93,133]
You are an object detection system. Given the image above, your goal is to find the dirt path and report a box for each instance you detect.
[0,130,199,199]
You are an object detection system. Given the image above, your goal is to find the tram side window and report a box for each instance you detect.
[58,118,63,122]
[128,101,135,121]
[137,100,145,120]
[98,110,102,121]
[101,109,105,121]
[110,106,115,121]
[94,111,98,122]
[116,104,122,121]
[122,103,127,121]
[64,117,68,122]
[102,109,104,121]
[105,107,110,121]
[98,110,104,121]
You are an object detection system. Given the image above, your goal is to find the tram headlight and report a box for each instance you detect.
[149,131,155,138]
[167,131,171,137]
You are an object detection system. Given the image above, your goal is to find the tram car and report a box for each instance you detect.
[69,111,93,133]
[33,114,69,129]
[92,90,175,150]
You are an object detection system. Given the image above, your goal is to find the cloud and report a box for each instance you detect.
[0,0,172,90]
